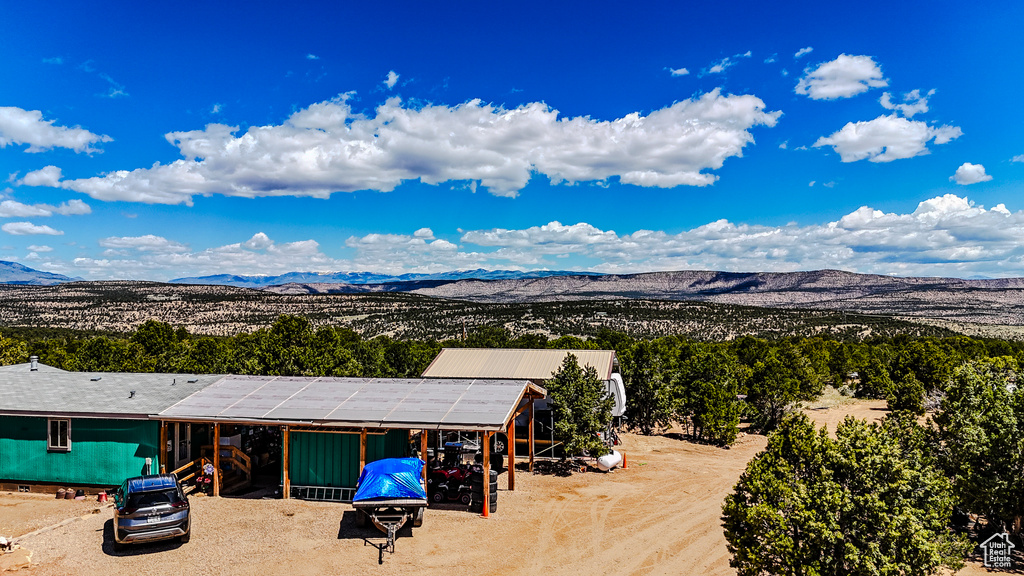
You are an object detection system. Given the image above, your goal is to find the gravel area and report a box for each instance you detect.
[1,492,108,537]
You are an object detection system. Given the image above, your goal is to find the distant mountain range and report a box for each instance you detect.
[263,269,1024,327]
[168,269,602,288]
[7,265,1024,337]
[7,261,1024,331]
[0,261,82,285]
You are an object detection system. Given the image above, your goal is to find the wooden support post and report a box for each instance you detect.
[212,422,221,497]
[481,431,491,518]
[420,430,429,481]
[158,421,167,474]
[282,426,290,499]
[528,400,535,473]
[508,418,516,491]
[359,428,367,475]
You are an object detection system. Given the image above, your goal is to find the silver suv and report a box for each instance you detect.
[113,474,191,549]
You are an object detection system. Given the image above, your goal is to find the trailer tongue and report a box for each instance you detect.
[351,457,428,561]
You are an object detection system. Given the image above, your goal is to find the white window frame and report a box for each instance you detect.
[47,419,71,452]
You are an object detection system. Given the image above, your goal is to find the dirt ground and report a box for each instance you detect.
[804,397,889,432]
[0,400,998,575]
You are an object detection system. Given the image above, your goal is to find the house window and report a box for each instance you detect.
[48,419,70,451]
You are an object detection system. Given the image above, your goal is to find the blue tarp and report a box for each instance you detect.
[352,457,427,502]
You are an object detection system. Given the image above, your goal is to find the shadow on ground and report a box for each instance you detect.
[100,519,184,557]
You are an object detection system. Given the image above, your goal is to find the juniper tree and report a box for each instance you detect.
[745,344,820,432]
[723,413,969,576]
[546,353,614,458]
[621,340,673,435]
[675,346,744,446]
[934,361,1024,532]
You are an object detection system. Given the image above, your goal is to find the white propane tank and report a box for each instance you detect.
[597,449,622,471]
[609,373,626,417]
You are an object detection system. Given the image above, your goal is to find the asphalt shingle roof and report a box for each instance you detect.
[0,363,226,418]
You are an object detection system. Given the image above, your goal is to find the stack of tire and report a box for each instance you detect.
[469,468,498,514]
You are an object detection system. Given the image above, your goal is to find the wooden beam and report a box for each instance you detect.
[158,421,167,474]
[359,428,367,475]
[212,422,220,497]
[481,431,491,518]
[282,426,290,500]
[528,400,535,473]
[508,418,516,491]
[286,427,387,435]
[420,430,429,482]
[513,403,533,418]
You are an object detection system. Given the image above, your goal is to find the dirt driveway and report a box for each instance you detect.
[0,400,995,575]
[3,430,766,576]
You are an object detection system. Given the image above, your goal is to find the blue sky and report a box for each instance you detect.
[2,0,1023,280]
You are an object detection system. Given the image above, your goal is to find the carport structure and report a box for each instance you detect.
[158,375,545,516]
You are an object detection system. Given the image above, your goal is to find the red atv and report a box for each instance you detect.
[427,464,473,505]
[428,442,475,505]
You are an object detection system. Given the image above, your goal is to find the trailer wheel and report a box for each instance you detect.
[412,507,424,528]
[492,432,508,456]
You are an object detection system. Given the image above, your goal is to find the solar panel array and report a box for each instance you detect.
[160,376,531,430]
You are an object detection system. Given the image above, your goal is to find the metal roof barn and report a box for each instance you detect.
[421,348,618,381]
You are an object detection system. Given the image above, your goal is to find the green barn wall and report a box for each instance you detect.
[288,429,408,488]
[0,416,160,486]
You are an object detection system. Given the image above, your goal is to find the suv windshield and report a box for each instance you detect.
[127,488,181,509]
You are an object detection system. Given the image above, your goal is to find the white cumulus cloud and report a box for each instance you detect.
[50,199,91,215]
[0,198,90,217]
[794,47,813,59]
[669,67,689,76]
[384,70,399,89]
[795,54,888,100]
[880,89,934,118]
[99,235,189,253]
[0,107,112,153]
[74,232,342,280]
[454,195,1024,277]
[2,222,63,236]
[58,89,780,205]
[703,51,752,75]
[243,232,274,250]
[29,195,1024,279]
[27,244,53,252]
[20,165,63,187]
[813,114,961,162]
[950,162,993,185]
[0,201,51,218]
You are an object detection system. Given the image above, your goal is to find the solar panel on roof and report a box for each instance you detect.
[153,377,534,430]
